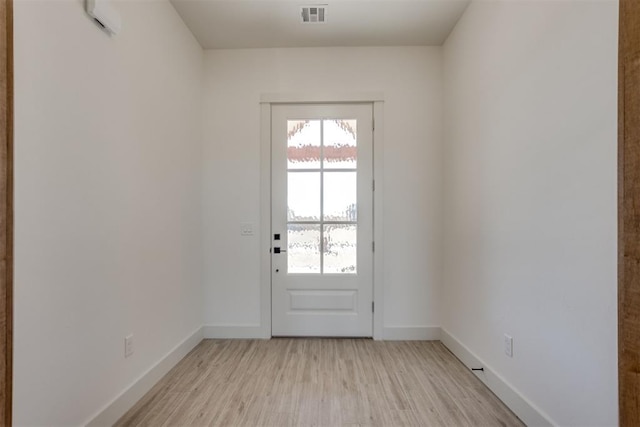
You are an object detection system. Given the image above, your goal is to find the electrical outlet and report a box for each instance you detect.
[504,334,513,358]
[240,222,254,236]
[125,334,134,358]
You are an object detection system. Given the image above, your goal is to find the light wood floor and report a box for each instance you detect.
[116,339,524,426]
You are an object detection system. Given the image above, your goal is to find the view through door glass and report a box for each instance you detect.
[271,104,373,337]
[287,119,358,274]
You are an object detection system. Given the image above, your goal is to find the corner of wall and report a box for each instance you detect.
[440,329,555,427]
[85,327,204,427]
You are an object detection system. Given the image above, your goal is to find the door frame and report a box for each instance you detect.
[0,0,13,424]
[259,93,385,340]
[618,0,640,423]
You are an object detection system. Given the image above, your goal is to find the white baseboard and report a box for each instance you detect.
[382,326,441,340]
[81,324,554,427]
[206,325,440,340]
[84,326,204,427]
[440,328,556,427]
[203,324,268,339]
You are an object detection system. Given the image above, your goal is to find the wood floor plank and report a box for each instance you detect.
[116,339,524,427]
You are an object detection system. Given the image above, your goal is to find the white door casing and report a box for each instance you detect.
[271,104,374,337]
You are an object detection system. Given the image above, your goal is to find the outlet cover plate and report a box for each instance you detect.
[125,334,134,358]
[504,334,513,358]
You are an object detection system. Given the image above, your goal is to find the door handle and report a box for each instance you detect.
[273,247,287,254]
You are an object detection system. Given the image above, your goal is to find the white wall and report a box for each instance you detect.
[12,0,619,424]
[202,47,443,336]
[13,1,203,425]
[442,1,618,425]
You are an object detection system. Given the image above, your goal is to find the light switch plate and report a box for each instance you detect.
[241,223,254,236]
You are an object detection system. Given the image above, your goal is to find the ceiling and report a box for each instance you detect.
[169,0,471,49]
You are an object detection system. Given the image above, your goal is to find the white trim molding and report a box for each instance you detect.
[259,103,272,339]
[382,326,441,341]
[440,328,556,427]
[372,101,384,340]
[203,325,267,339]
[85,326,204,427]
[260,92,385,104]
[259,93,385,340]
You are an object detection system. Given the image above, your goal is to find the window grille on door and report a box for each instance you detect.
[286,119,358,274]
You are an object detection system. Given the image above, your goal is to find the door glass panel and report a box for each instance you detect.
[285,118,359,275]
[323,119,357,169]
[288,172,320,221]
[288,120,321,169]
[288,224,321,274]
[323,172,357,221]
[323,224,357,274]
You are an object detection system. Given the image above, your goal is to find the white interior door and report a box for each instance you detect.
[271,104,373,337]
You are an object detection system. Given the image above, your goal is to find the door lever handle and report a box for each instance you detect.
[273,247,287,254]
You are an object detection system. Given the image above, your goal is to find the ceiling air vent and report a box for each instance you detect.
[301,5,326,24]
